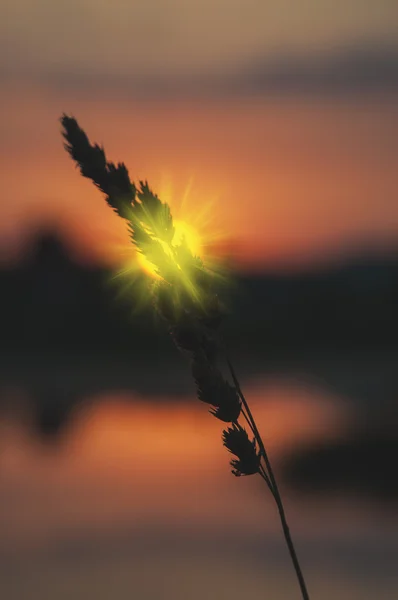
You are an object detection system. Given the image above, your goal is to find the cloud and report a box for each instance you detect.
[1,43,398,100]
[233,43,398,95]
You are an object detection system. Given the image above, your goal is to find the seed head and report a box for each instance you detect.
[152,282,176,323]
[197,294,224,330]
[170,318,202,352]
[192,356,241,422]
[222,423,261,477]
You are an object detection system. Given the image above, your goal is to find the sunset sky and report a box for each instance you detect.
[2,6,398,597]
[1,0,398,270]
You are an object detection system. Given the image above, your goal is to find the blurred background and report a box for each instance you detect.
[1,1,398,598]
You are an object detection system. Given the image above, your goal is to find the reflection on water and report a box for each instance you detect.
[0,382,344,541]
[0,377,397,599]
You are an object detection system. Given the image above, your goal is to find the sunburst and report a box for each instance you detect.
[108,178,231,313]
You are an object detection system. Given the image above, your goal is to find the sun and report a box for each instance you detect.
[108,177,232,312]
[137,219,202,280]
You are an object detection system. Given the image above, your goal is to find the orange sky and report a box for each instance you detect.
[1,0,398,270]
[1,82,397,270]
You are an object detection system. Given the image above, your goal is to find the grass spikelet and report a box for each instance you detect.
[60,114,311,600]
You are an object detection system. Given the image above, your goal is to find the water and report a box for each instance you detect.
[0,364,397,599]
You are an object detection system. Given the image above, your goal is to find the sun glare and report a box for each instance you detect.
[137,219,202,280]
[109,178,232,311]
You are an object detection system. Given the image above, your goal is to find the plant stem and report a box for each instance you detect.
[240,406,274,492]
[226,356,310,600]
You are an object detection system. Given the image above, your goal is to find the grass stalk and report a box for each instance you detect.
[60,114,312,599]
[226,355,310,600]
